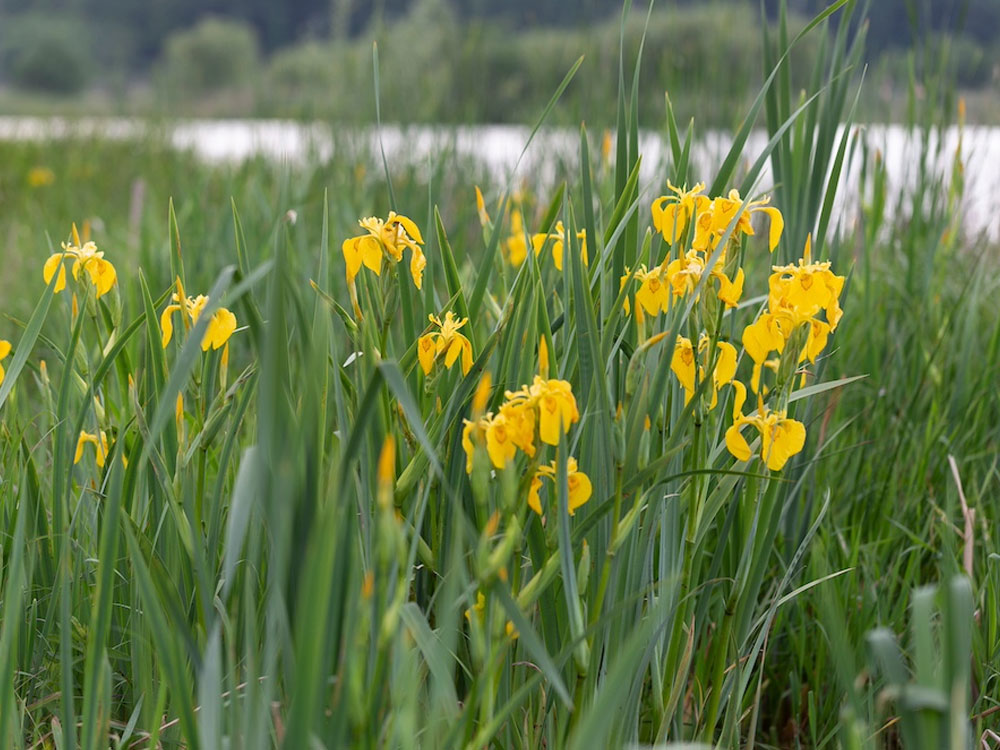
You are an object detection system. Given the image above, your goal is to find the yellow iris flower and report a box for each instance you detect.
[702,190,784,253]
[43,225,117,299]
[462,375,577,473]
[0,340,11,386]
[417,311,474,376]
[527,376,580,446]
[664,249,745,308]
[75,430,110,468]
[651,181,709,246]
[670,335,738,408]
[531,221,587,271]
[498,395,538,457]
[742,237,844,391]
[623,264,670,316]
[342,210,426,290]
[724,383,806,471]
[527,457,593,516]
[160,279,238,352]
[768,236,845,329]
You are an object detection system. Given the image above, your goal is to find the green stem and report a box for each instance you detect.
[589,462,624,630]
[702,595,736,740]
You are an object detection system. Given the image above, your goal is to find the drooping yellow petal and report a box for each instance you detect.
[551,239,565,271]
[715,267,745,308]
[202,308,237,351]
[760,207,784,252]
[538,395,562,446]
[444,336,464,370]
[636,275,665,316]
[0,340,10,360]
[93,258,118,297]
[460,336,473,375]
[418,334,437,375]
[670,336,696,395]
[410,245,426,290]
[43,254,68,293]
[360,236,382,275]
[730,380,747,420]
[485,416,516,469]
[95,431,109,468]
[567,470,592,515]
[714,342,738,388]
[160,305,180,348]
[74,432,93,464]
[803,319,831,363]
[764,418,806,471]
[742,315,783,364]
[653,200,686,245]
[528,475,544,516]
[341,236,365,282]
[725,423,752,462]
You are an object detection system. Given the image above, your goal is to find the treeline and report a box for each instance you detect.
[0,0,996,124]
[0,0,996,71]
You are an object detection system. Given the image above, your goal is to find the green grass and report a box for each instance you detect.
[0,2,997,748]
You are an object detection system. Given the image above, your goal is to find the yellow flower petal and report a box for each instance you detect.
[409,245,426,290]
[760,206,784,252]
[392,213,424,245]
[341,236,365,282]
[485,416,516,469]
[670,336,696,394]
[460,336,473,375]
[361,236,383,275]
[715,267,744,308]
[43,254,68,293]
[764,418,806,471]
[528,475,544,516]
[202,307,237,351]
[567,470,592,515]
[418,334,437,375]
[725,424,752,462]
[714,342,738,388]
[160,305,180,348]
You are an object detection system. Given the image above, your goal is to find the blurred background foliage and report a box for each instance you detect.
[0,0,996,125]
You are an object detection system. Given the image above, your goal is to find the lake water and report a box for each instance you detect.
[2,117,997,241]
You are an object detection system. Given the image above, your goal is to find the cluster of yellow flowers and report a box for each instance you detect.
[462,374,591,517]
[652,181,783,253]
[742,235,844,393]
[625,181,844,472]
[341,204,594,521]
[620,181,783,318]
[723,235,844,470]
[37,226,239,473]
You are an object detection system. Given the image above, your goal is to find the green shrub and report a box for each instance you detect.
[159,17,259,95]
[0,14,90,94]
